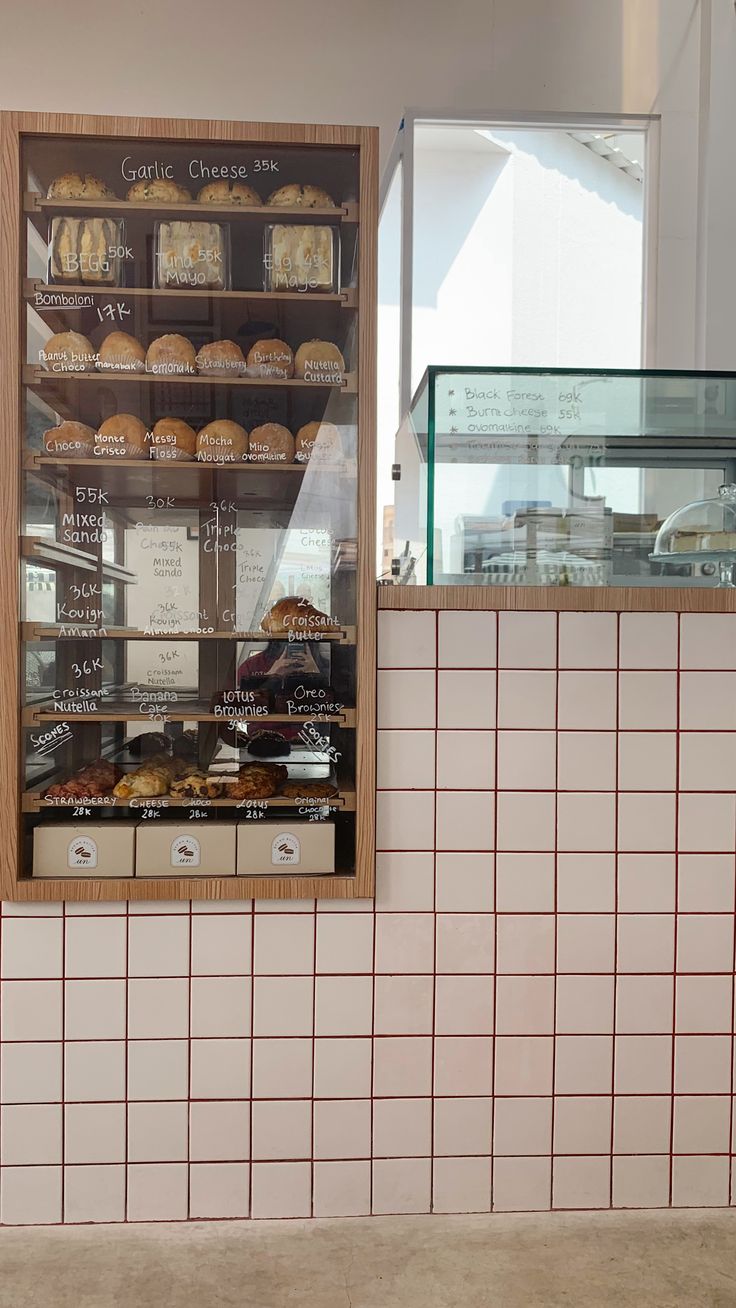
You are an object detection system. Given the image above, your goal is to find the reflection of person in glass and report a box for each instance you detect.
[237,640,331,745]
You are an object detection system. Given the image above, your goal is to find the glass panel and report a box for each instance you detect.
[20,131,361,882]
[404,368,736,586]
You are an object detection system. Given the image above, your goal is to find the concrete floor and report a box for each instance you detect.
[1,1211,735,1308]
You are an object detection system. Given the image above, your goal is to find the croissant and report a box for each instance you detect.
[113,756,187,799]
[261,596,339,636]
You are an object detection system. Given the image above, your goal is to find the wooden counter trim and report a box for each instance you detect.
[377,585,736,613]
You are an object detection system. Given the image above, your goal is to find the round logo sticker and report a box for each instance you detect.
[171,834,201,868]
[67,836,98,869]
[271,832,301,866]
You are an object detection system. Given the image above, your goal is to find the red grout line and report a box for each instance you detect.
[247,905,256,1219]
[309,895,317,1217]
[609,613,621,1207]
[429,610,438,1213]
[490,611,500,1209]
[668,615,682,1206]
[60,902,66,1222]
[186,899,193,1220]
[549,612,560,1209]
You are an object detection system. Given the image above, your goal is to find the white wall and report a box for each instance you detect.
[410,127,644,392]
[0,0,708,370]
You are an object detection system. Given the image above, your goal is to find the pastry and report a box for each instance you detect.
[266,224,336,292]
[47,173,114,200]
[280,780,338,799]
[245,338,294,379]
[97,331,145,374]
[267,183,336,208]
[248,423,295,464]
[127,179,191,203]
[247,731,291,759]
[195,339,244,377]
[40,331,96,372]
[49,216,120,285]
[170,771,224,799]
[44,759,122,799]
[150,417,197,462]
[225,762,288,800]
[43,420,96,457]
[146,334,197,375]
[96,413,150,460]
[154,220,228,289]
[197,180,262,205]
[294,420,342,464]
[113,755,187,799]
[196,419,248,463]
[261,596,339,636]
[294,339,345,383]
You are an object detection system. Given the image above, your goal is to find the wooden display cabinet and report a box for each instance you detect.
[0,111,377,900]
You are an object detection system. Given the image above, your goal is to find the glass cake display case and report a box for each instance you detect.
[394,366,736,586]
[0,111,377,900]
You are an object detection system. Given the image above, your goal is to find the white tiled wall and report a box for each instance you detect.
[1,606,735,1223]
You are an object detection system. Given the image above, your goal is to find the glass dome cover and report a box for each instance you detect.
[652,484,736,586]
[654,484,736,556]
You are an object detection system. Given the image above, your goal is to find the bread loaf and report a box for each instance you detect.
[267,183,336,208]
[197,180,262,205]
[127,179,191,202]
[47,173,114,200]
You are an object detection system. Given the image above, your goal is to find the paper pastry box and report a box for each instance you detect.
[48,215,127,286]
[263,224,339,294]
[136,823,236,877]
[237,820,335,876]
[33,824,135,878]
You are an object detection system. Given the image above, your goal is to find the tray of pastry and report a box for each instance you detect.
[24,754,354,811]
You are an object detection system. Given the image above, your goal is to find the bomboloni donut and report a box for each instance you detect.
[150,417,197,462]
[196,419,248,463]
[97,331,145,374]
[96,413,150,460]
[195,340,245,377]
[293,339,345,384]
[248,423,295,464]
[40,331,96,373]
[146,334,197,375]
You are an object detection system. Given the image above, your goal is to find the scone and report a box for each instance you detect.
[245,338,294,379]
[267,183,336,208]
[47,173,114,200]
[150,417,197,462]
[97,331,145,373]
[127,179,191,202]
[225,762,288,800]
[294,339,345,383]
[196,419,248,463]
[294,420,342,463]
[261,596,339,635]
[43,420,97,457]
[40,331,96,372]
[195,340,245,377]
[96,414,150,460]
[146,334,197,375]
[248,423,295,463]
[197,180,262,205]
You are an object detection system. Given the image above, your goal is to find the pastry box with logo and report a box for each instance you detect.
[136,823,236,877]
[33,824,136,878]
[237,820,335,876]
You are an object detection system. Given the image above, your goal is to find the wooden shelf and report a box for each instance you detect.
[22,622,356,644]
[26,279,358,309]
[23,701,355,726]
[23,789,356,813]
[26,194,359,223]
[21,536,137,583]
[24,366,357,394]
